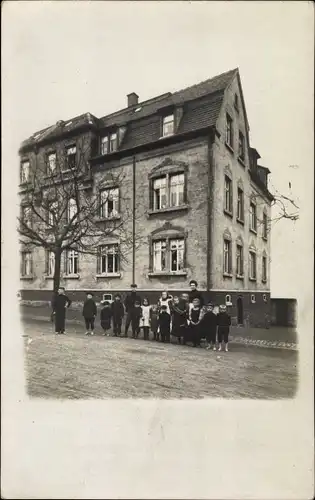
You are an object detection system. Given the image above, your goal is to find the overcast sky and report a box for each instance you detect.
[2,1,313,297]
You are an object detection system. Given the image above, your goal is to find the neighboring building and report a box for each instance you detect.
[19,68,274,326]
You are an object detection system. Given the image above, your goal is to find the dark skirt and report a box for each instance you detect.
[101,319,111,331]
[183,323,201,345]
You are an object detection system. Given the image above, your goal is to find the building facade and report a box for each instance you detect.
[19,68,273,326]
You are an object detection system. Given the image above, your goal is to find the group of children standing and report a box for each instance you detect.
[81,281,232,352]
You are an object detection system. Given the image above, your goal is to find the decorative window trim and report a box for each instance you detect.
[149,229,186,275]
[149,169,187,213]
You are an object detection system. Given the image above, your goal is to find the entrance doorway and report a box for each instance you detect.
[237,296,244,325]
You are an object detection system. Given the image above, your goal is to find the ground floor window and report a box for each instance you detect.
[249,251,257,280]
[152,238,184,272]
[66,250,79,275]
[98,244,119,274]
[46,251,55,276]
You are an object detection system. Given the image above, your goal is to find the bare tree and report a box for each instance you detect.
[18,140,144,294]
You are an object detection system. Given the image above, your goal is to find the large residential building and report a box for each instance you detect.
[19,68,273,326]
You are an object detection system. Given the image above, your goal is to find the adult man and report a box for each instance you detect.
[188,280,204,306]
[52,287,72,334]
[124,284,141,337]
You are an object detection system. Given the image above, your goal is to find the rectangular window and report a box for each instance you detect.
[223,239,232,274]
[263,212,268,239]
[237,187,244,221]
[224,176,232,213]
[66,250,79,275]
[109,133,118,152]
[249,251,257,280]
[101,136,109,155]
[47,152,56,173]
[46,251,55,276]
[48,201,58,226]
[250,202,257,232]
[66,146,76,170]
[262,255,267,282]
[238,131,245,161]
[153,240,167,272]
[236,244,244,276]
[234,94,239,111]
[21,251,32,276]
[162,114,174,137]
[170,239,184,272]
[100,188,119,218]
[68,198,77,222]
[22,206,32,227]
[170,173,185,207]
[21,161,30,183]
[99,244,119,274]
[153,177,167,210]
[226,113,233,148]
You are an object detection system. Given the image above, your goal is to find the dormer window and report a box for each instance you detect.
[101,136,108,155]
[162,114,174,137]
[65,145,76,170]
[47,152,56,174]
[109,133,118,152]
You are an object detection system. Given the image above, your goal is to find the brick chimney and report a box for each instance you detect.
[127,92,139,107]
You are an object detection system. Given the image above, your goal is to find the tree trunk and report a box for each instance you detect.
[53,248,62,294]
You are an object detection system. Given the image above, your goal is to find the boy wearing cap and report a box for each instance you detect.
[217,305,231,352]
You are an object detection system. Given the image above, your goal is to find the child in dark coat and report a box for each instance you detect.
[132,301,142,339]
[185,297,204,347]
[111,294,125,336]
[100,301,112,336]
[217,305,231,352]
[158,305,171,343]
[150,304,159,341]
[202,302,218,350]
[171,296,188,344]
[82,292,97,336]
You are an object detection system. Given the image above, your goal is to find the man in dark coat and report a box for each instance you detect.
[52,287,72,334]
[111,294,125,336]
[202,302,218,350]
[124,284,141,337]
[82,292,97,335]
[188,280,204,306]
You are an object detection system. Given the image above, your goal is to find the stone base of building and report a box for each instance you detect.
[20,288,271,328]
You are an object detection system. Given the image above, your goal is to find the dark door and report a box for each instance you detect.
[237,297,244,325]
[276,301,289,326]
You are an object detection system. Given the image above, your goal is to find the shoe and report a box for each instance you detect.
[218,345,222,352]
[85,332,89,335]
[102,333,106,336]
[91,332,94,336]
[225,346,229,352]
[213,346,216,351]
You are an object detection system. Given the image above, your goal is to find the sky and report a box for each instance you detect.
[2,1,314,298]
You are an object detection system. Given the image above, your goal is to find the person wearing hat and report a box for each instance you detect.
[188,280,204,307]
[217,304,231,352]
[124,284,141,337]
[51,287,72,335]
[201,302,218,350]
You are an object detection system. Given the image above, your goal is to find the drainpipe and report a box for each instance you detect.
[132,156,136,284]
[207,131,215,292]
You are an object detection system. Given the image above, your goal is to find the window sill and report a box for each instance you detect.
[250,228,257,235]
[96,273,121,278]
[20,275,34,280]
[237,157,246,168]
[148,271,187,277]
[44,275,54,280]
[236,274,244,280]
[237,218,245,225]
[159,132,174,140]
[148,204,189,216]
[63,274,80,279]
[223,273,233,279]
[225,142,234,154]
[95,215,121,222]
[249,277,257,282]
[223,209,233,219]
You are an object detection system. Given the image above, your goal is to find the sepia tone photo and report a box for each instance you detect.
[2,1,313,499]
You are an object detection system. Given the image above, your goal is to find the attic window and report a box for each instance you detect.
[33,133,41,140]
[162,114,174,137]
[234,94,239,112]
[134,107,142,113]
[65,121,73,127]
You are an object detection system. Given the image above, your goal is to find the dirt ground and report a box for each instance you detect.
[23,320,298,400]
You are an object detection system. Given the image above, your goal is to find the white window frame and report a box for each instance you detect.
[162,114,174,137]
[225,294,232,306]
[249,250,257,280]
[100,188,119,218]
[66,249,79,275]
[47,152,57,174]
[153,177,167,210]
[99,244,119,274]
[169,173,185,208]
[224,176,232,213]
[223,239,232,274]
[109,133,118,152]
[21,161,30,183]
[47,251,55,276]
[21,251,32,276]
[101,136,109,155]
[152,238,185,273]
[48,201,58,226]
[170,238,185,272]
[22,206,32,227]
[68,198,78,222]
[153,239,167,272]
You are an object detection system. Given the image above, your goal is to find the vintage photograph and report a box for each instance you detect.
[15,9,301,402]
